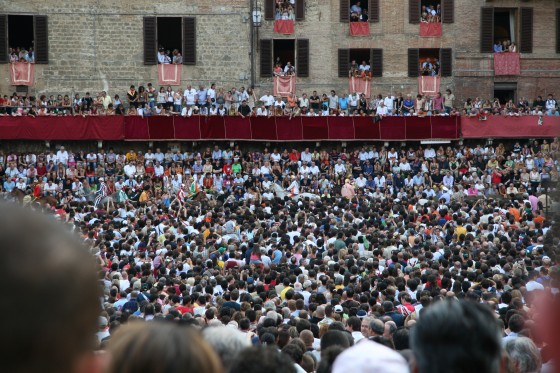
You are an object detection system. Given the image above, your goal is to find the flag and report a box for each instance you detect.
[418,76,440,95]
[158,64,182,85]
[117,190,128,202]
[273,76,296,97]
[348,76,371,98]
[9,62,34,86]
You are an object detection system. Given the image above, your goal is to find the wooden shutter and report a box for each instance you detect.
[183,17,196,65]
[0,15,7,64]
[409,0,420,24]
[440,48,452,77]
[407,48,419,77]
[480,7,494,53]
[340,0,350,22]
[265,0,274,20]
[34,15,49,64]
[260,39,272,77]
[520,8,533,53]
[370,48,382,77]
[143,17,157,65]
[369,0,380,23]
[296,0,305,21]
[338,49,349,77]
[296,39,309,77]
[557,9,560,53]
[442,0,454,23]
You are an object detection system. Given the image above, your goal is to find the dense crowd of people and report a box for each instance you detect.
[0,83,558,118]
[1,136,558,373]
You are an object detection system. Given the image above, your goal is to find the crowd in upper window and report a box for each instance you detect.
[8,46,35,63]
[421,4,441,23]
[275,0,297,20]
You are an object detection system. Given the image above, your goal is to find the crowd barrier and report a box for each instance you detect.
[0,115,557,141]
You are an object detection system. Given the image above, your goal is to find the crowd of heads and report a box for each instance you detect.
[8,46,35,63]
[158,46,183,65]
[275,0,297,21]
[0,135,558,373]
[0,80,557,118]
[420,4,441,23]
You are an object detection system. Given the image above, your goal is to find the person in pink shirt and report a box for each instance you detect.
[432,92,444,114]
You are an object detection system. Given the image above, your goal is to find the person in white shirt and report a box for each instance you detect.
[424,146,436,159]
[443,172,454,188]
[56,147,69,166]
[154,162,164,177]
[376,102,389,116]
[384,95,395,114]
[124,162,137,178]
[183,85,197,107]
[298,94,309,110]
[256,105,269,116]
[260,94,275,108]
[355,174,367,188]
[301,148,312,164]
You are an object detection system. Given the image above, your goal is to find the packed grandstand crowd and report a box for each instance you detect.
[0,83,558,117]
[1,134,559,373]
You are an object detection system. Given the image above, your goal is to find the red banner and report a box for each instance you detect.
[158,64,182,85]
[418,76,440,95]
[273,76,296,97]
[9,62,34,86]
[0,115,466,141]
[350,22,370,36]
[419,22,442,37]
[0,116,124,140]
[493,53,520,76]
[348,77,371,98]
[273,20,295,35]
[462,116,559,139]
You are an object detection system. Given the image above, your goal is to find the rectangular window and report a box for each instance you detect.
[420,0,441,23]
[338,48,383,77]
[341,0,378,22]
[557,8,560,53]
[273,39,295,73]
[266,0,305,21]
[0,14,48,64]
[8,15,34,52]
[494,82,517,105]
[261,39,310,77]
[494,9,517,46]
[409,48,450,77]
[143,17,196,65]
[157,17,182,55]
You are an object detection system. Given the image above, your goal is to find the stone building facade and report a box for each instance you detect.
[0,0,559,106]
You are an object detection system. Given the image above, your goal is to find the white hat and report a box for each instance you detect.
[332,340,409,373]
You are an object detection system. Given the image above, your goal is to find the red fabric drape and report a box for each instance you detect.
[9,62,34,86]
[419,23,442,37]
[350,22,370,36]
[418,76,440,95]
[0,116,124,140]
[273,76,296,97]
[0,115,465,141]
[273,20,295,35]
[462,116,559,139]
[158,64,182,85]
[348,77,371,98]
[493,53,520,76]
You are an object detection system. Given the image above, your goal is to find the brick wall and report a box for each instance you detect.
[0,0,558,106]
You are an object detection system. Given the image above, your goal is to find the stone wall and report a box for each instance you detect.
[0,0,559,106]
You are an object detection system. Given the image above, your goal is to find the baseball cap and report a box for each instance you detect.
[334,305,343,313]
[332,340,408,373]
[357,310,367,318]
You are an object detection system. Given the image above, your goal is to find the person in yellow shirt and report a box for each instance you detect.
[139,187,150,202]
[454,219,467,240]
[126,149,137,162]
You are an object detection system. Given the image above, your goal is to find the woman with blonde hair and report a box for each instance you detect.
[107,322,223,373]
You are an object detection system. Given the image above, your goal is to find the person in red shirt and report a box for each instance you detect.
[175,295,194,315]
[491,168,503,185]
[289,149,300,162]
[222,163,232,176]
[33,180,43,199]
[36,161,47,177]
